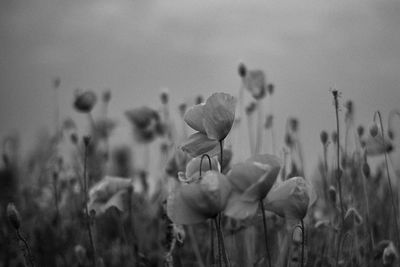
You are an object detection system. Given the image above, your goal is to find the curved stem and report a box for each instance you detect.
[374,111,400,248]
[260,201,272,267]
[83,139,97,267]
[16,230,35,267]
[199,154,212,178]
[300,220,305,267]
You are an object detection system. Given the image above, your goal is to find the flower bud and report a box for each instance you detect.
[73,90,97,113]
[267,83,274,95]
[289,118,299,132]
[357,125,364,137]
[331,131,338,144]
[83,136,91,147]
[178,103,187,117]
[328,186,337,204]
[53,77,61,89]
[388,130,394,140]
[195,95,204,105]
[7,203,21,230]
[102,89,111,103]
[285,133,294,148]
[245,102,257,115]
[160,88,169,104]
[238,63,247,78]
[292,226,303,245]
[74,244,86,264]
[362,162,371,178]
[70,133,78,144]
[369,123,379,137]
[320,131,328,145]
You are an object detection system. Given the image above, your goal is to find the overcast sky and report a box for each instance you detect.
[1,0,399,173]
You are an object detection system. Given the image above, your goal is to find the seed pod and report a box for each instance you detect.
[320,131,328,145]
[7,203,21,230]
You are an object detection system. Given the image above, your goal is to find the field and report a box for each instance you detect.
[1,67,399,267]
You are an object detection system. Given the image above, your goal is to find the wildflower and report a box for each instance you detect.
[243,69,267,99]
[87,176,133,215]
[264,177,315,220]
[224,154,281,220]
[125,106,165,143]
[383,242,398,266]
[178,156,220,183]
[73,89,97,113]
[167,170,231,225]
[7,203,21,230]
[180,93,236,157]
[362,133,393,156]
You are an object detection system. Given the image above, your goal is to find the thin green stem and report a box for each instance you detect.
[16,230,35,267]
[83,138,97,267]
[300,220,305,267]
[374,111,400,248]
[260,201,272,267]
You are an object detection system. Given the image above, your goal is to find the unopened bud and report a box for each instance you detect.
[320,131,328,145]
[289,118,299,132]
[369,123,379,137]
[267,83,274,95]
[160,88,169,104]
[7,203,21,230]
[265,114,273,129]
[178,103,187,117]
[292,226,302,245]
[83,136,91,147]
[362,162,371,178]
[357,125,364,137]
[238,63,247,78]
[285,133,294,148]
[195,95,203,105]
[73,90,97,113]
[245,102,257,115]
[388,130,394,140]
[328,186,337,204]
[331,131,338,143]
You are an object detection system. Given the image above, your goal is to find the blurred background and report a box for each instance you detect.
[1,0,400,174]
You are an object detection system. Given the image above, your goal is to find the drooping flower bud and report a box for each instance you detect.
[7,203,21,230]
[73,89,97,113]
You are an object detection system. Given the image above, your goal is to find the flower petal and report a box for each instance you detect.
[363,134,393,156]
[203,93,236,141]
[185,157,220,181]
[183,103,206,133]
[224,191,259,220]
[180,132,219,158]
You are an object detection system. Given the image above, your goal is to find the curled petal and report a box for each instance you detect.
[224,191,259,220]
[202,93,236,141]
[184,103,206,133]
[167,171,231,225]
[264,176,313,220]
[185,157,220,181]
[180,133,219,158]
[363,133,393,156]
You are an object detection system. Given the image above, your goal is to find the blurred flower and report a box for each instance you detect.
[267,83,274,95]
[178,156,220,183]
[383,242,398,266]
[362,133,393,156]
[265,114,273,129]
[160,88,169,104]
[125,106,165,143]
[369,123,379,137]
[224,154,281,220]
[264,177,315,220]
[73,89,97,113]
[238,62,247,78]
[357,125,364,137]
[243,69,267,99]
[320,131,328,145]
[167,170,231,225]
[53,77,61,89]
[7,203,21,230]
[102,89,111,103]
[180,93,236,157]
[88,176,133,215]
[94,118,116,139]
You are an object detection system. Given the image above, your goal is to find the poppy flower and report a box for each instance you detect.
[180,93,236,157]
[224,154,281,220]
[264,176,315,220]
[87,176,133,215]
[73,89,97,113]
[167,170,231,225]
[242,69,267,100]
[178,156,220,183]
[125,106,165,143]
[362,133,393,156]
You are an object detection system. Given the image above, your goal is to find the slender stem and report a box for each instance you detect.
[360,158,375,249]
[332,90,345,267]
[188,227,206,267]
[255,100,263,154]
[199,154,212,177]
[260,201,272,267]
[300,220,305,267]
[16,230,35,267]
[83,139,97,267]
[374,111,400,248]
[214,218,222,267]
